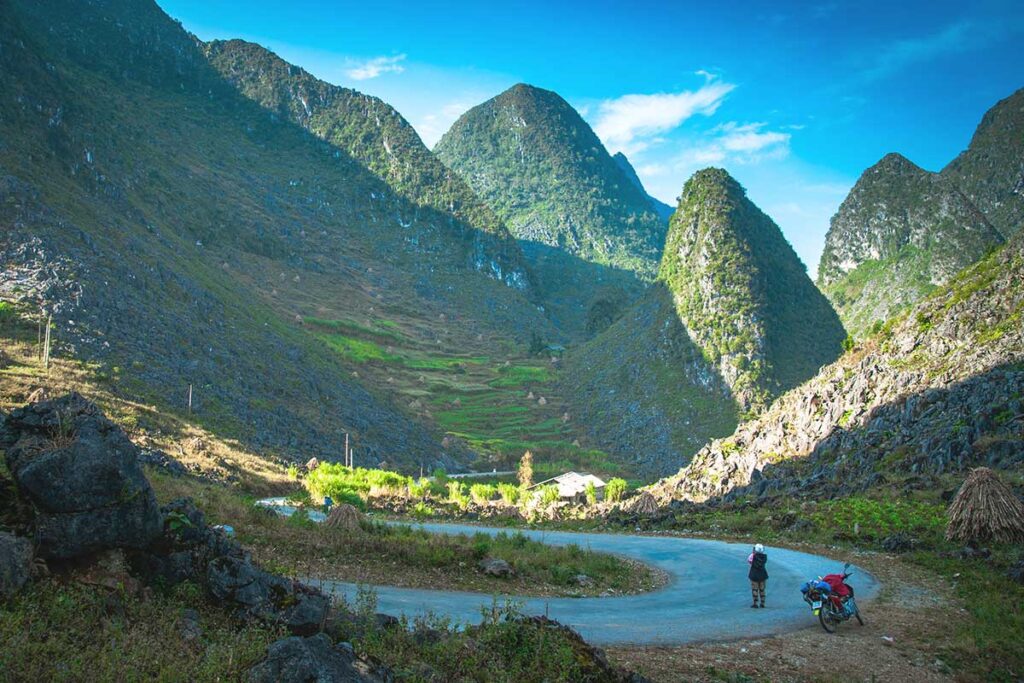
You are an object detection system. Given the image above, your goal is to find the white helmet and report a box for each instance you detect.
[754,543,764,553]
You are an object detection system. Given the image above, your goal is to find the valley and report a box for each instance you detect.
[1,0,1023,681]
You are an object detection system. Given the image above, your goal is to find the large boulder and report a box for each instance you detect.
[0,393,161,559]
[247,633,388,683]
[0,531,33,599]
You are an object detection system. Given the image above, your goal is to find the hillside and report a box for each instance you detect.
[652,231,1024,504]
[612,152,674,222]
[818,88,1022,338]
[0,0,557,470]
[202,39,533,291]
[434,84,668,335]
[659,169,846,410]
[818,153,1003,337]
[941,87,1024,240]
[563,286,739,478]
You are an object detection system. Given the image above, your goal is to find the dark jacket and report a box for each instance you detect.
[748,552,768,582]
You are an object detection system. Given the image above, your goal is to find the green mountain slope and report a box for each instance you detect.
[941,87,1024,240]
[612,152,674,222]
[0,0,555,470]
[652,230,1024,504]
[434,84,668,336]
[818,153,1003,338]
[660,169,846,410]
[202,39,532,291]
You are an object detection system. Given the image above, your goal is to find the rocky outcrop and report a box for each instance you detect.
[659,169,846,410]
[818,153,1003,338]
[0,393,161,559]
[247,634,388,683]
[0,531,33,599]
[651,233,1024,505]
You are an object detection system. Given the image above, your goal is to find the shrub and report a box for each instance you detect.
[408,478,431,498]
[585,481,597,506]
[605,478,628,502]
[306,463,411,502]
[446,481,469,509]
[538,484,560,506]
[286,464,300,481]
[410,501,434,520]
[470,483,497,504]
[497,483,520,505]
[0,301,15,323]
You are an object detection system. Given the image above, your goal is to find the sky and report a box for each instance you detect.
[158,0,1024,276]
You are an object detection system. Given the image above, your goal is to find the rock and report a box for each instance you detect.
[246,633,387,683]
[178,608,203,643]
[477,557,514,578]
[572,574,593,587]
[137,447,187,477]
[959,546,992,560]
[0,531,33,600]
[1006,557,1024,585]
[0,393,162,560]
[881,533,918,554]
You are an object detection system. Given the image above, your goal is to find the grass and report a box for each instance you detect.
[149,472,661,597]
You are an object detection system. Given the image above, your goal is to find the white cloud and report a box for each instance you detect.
[592,80,736,155]
[714,122,791,154]
[345,54,407,81]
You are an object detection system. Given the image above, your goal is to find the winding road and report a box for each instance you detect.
[257,500,879,646]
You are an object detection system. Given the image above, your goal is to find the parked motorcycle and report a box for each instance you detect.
[800,563,864,633]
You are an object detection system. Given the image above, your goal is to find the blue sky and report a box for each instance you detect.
[158,0,1024,275]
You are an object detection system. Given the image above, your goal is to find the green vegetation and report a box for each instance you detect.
[605,478,628,503]
[658,169,846,409]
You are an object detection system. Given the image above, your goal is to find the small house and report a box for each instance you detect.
[530,471,606,504]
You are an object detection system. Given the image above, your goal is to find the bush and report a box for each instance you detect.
[286,464,300,481]
[306,463,411,502]
[408,477,431,498]
[447,481,469,509]
[605,478,627,502]
[497,483,520,505]
[585,481,597,506]
[411,501,435,520]
[0,301,15,323]
[538,484,560,506]
[470,483,497,504]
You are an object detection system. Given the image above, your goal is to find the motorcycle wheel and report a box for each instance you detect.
[818,605,839,633]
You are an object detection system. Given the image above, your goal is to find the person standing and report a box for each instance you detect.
[748,543,768,608]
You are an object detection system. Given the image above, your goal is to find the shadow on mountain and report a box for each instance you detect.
[563,283,741,478]
[701,361,1024,507]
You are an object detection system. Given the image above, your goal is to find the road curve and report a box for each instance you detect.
[308,519,880,646]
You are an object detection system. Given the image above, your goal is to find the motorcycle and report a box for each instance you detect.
[800,562,864,633]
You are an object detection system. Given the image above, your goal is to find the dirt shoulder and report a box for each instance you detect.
[607,550,959,682]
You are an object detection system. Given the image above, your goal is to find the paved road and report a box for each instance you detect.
[273,510,880,646]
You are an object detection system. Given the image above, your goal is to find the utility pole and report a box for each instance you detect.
[187,384,193,415]
[42,313,52,370]
[344,432,350,467]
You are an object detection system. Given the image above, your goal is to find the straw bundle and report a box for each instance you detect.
[626,492,659,517]
[946,467,1024,545]
[323,504,365,533]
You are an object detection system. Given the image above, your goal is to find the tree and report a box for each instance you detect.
[585,481,597,506]
[518,451,534,489]
[605,478,627,502]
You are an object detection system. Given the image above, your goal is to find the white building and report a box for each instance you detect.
[530,471,606,503]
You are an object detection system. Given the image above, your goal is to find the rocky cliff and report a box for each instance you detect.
[818,153,1003,337]
[652,232,1024,504]
[660,169,846,411]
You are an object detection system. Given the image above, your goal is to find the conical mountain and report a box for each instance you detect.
[941,87,1024,240]
[562,168,843,475]
[203,39,532,290]
[660,168,846,410]
[613,151,674,222]
[818,153,1003,337]
[434,84,668,335]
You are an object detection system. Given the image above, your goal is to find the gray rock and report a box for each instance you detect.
[0,531,33,600]
[246,633,386,683]
[0,393,161,559]
[477,557,514,578]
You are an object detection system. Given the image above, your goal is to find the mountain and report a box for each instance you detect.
[0,0,554,470]
[818,88,1023,338]
[562,168,844,476]
[434,84,668,336]
[659,169,846,410]
[941,87,1024,240]
[818,153,1003,338]
[612,152,674,222]
[652,231,1024,504]
[202,39,532,291]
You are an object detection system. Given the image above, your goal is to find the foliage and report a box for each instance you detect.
[518,451,534,489]
[537,484,561,506]
[305,463,409,506]
[469,483,498,504]
[585,481,598,506]
[497,483,521,505]
[605,478,628,502]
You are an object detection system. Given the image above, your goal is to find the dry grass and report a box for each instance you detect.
[946,467,1024,545]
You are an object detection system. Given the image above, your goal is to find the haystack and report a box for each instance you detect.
[323,504,365,533]
[626,492,659,517]
[946,467,1024,545]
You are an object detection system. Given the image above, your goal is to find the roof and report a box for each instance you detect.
[530,471,606,496]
